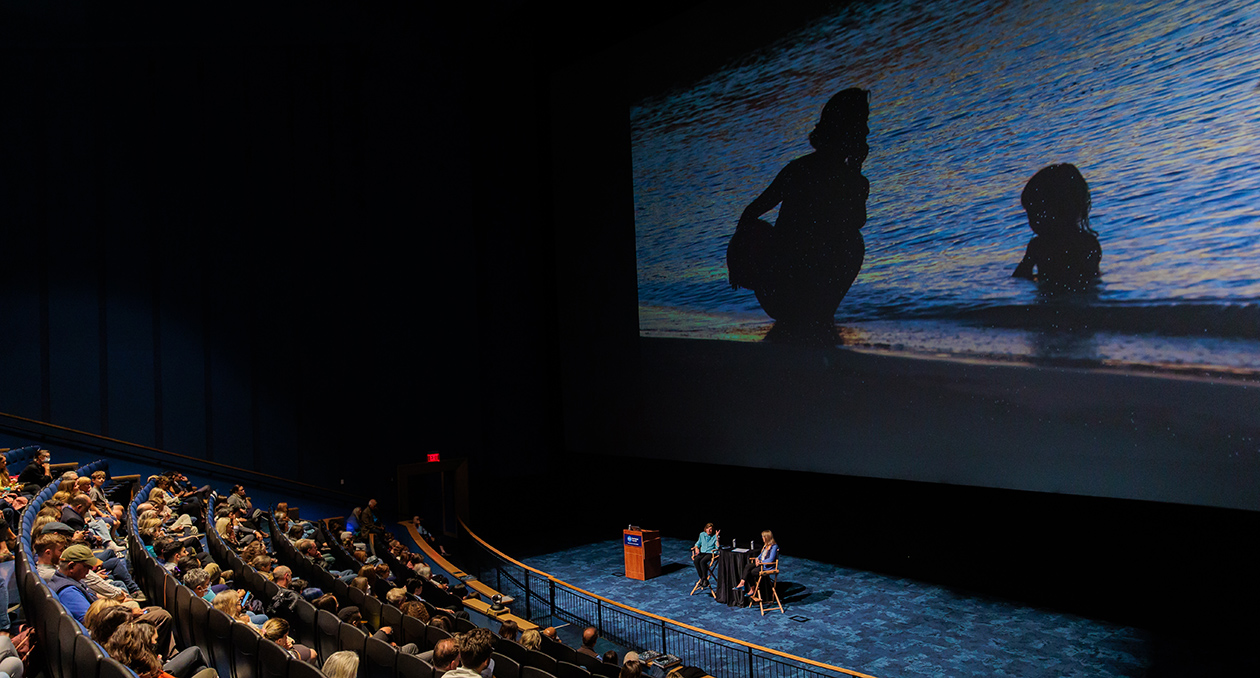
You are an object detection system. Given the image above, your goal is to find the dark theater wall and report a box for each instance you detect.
[0,2,574,497]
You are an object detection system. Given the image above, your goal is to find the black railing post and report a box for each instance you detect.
[660,620,667,654]
[597,599,603,634]
[747,645,754,678]
[524,571,532,620]
[549,579,556,622]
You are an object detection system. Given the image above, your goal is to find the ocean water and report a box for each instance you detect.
[632,0,1260,366]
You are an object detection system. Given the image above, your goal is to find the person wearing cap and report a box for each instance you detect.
[50,544,174,651]
[48,544,106,621]
[42,521,141,596]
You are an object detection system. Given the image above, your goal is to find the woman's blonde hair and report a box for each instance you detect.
[761,530,776,548]
[323,651,360,678]
[212,589,240,615]
[261,618,290,642]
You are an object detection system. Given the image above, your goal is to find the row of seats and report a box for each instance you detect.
[16,459,143,678]
[280,510,619,678]
[127,485,330,678]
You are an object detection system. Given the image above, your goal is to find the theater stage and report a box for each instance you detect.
[523,537,1148,678]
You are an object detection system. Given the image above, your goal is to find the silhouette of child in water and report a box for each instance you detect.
[1012,163,1101,288]
[727,88,870,324]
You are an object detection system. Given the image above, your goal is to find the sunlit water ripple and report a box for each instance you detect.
[632,0,1260,342]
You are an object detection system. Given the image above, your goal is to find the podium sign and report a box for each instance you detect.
[623,528,661,580]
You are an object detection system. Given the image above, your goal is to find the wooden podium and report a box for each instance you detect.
[623,528,661,580]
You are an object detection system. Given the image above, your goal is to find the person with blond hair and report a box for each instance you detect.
[732,530,779,593]
[321,651,359,678]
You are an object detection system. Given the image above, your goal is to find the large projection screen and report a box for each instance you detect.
[628,0,1260,511]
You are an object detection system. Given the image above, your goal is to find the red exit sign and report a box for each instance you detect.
[427,453,441,463]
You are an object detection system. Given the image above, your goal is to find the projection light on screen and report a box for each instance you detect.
[631,0,1260,372]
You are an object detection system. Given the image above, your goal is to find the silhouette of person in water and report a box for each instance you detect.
[1012,163,1100,288]
[727,88,870,326]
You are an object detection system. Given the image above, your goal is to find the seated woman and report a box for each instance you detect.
[1012,163,1100,288]
[212,589,268,627]
[732,530,779,593]
[261,618,318,665]
[106,621,217,678]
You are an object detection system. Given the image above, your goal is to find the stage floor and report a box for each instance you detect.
[522,537,1148,678]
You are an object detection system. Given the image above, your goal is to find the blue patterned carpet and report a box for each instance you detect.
[523,538,1149,678]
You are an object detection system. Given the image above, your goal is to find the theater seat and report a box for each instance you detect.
[338,622,368,654]
[524,650,558,675]
[232,619,263,678]
[401,614,428,650]
[288,658,324,678]
[493,652,521,678]
[315,609,341,660]
[522,667,559,678]
[292,599,319,649]
[99,657,141,678]
[494,638,529,666]
[257,637,292,678]
[380,604,403,635]
[359,593,382,630]
[425,623,452,650]
[73,633,105,678]
[395,652,434,678]
[363,636,398,678]
[188,595,214,652]
[204,608,236,673]
[555,661,591,678]
[591,661,620,678]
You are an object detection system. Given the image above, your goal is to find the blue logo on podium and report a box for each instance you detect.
[624,534,642,547]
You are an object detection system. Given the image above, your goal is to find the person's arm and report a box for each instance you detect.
[739,165,792,230]
[1012,239,1038,278]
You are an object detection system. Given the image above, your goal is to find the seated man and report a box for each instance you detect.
[444,628,496,678]
[49,544,174,652]
[692,523,720,587]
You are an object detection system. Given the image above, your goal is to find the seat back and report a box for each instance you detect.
[257,637,292,678]
[359,592,382,630]
[363,636,399,678]
[188,594,213,652]
[173,582,195,649]
[592,661,621,678]
[496,638,530,666]
[525,649,558,675]
[338,622,368,654]
[72,628,104,678]
[204,607,237,673]
[232,619,263,678]
[288,658,325,678]
[493,652,522,678]
[574,651,603,672]
[401,614,429,650]
[556,661,590,678]
[522,667,560,678]
[395,651,435,678]
[314,609,341,661]
[381,603,404,634]
[292,599,319,649]
[425,623,452,649]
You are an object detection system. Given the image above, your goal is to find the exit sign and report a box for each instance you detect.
[427,453,441,463]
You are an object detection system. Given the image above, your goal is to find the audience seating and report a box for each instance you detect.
[556,660,590,678]
[493,652,521,678]
[395,650,434,678]
[234,622,264,678]
[364,636,399,678]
